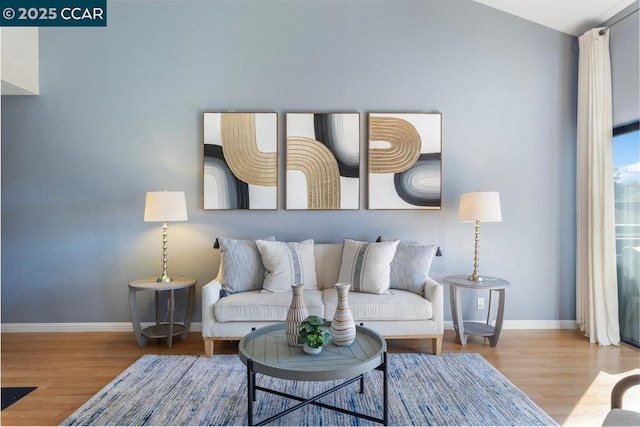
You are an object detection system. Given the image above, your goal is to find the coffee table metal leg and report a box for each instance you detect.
[255,375,366,425]
[383,351,389,425]
[252,372,257,401]
[247,359,254,426]
[359,374,364,394]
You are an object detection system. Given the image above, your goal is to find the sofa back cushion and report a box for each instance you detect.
[313,244,343,290]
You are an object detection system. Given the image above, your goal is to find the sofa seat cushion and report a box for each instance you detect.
[602,409,640,426]
[322,288,432,321]
[214,290,324,322]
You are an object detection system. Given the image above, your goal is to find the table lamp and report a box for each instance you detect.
[144,191,188,283]
[458,191,502,281]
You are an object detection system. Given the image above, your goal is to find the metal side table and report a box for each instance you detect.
[128,276,196,348]
[444,275,510,347]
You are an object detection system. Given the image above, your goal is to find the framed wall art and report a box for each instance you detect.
[203,112,277,210]
[286,113,360,210]
[368,113,442,210]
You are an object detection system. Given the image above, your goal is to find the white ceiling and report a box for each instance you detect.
[472,0,637,36]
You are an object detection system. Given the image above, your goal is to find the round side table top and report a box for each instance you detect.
[443,275,510,290]
[238,323,386,382]
[129,276,197,291]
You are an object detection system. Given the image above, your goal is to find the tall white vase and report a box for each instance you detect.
[286,284,308,347]
[331,283,356,346]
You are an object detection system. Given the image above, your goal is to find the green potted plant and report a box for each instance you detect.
[298,315,331,355]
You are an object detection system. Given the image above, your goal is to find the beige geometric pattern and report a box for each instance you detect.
[369,116,421,173]
[287,136,341,209]
[221,113,277,186]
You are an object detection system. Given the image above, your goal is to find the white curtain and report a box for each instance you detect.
[576,28,620,346]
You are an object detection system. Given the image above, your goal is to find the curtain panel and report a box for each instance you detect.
[576,28,620,346]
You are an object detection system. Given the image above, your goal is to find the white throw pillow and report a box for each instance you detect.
[256,239,318,293]
[338,238,400,294]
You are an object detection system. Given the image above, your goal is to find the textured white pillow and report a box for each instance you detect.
[256,239,318,293]
[338,239,400,294]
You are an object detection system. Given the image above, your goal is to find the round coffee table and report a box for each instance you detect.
[238,323,388,425]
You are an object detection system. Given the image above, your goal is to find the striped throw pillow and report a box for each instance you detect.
[338,239,399,294]
[256,239,317,293]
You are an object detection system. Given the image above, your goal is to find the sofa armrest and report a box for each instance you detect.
[424,277,444,335]
[202,279,222,337]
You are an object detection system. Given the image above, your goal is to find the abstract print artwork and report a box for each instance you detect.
[286,113,360,210]
[203,113,277,209]
[368,113,442,209]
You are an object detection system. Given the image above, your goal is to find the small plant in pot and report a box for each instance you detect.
[298,315,331,355]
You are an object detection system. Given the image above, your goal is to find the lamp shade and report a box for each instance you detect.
[458,191,502,222]
[144,191,188,222]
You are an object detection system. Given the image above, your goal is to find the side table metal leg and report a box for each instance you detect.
[451,286,467,345]
[486,290,494,325]
[489,289,506,347]
[167,290,174,348]
[155,290,160,326]
[181,285,196,339]
[129,288,147,347]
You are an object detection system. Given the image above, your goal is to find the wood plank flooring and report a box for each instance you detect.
[1,329,638,426]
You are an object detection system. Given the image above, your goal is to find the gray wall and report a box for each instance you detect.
[1,0,578,325]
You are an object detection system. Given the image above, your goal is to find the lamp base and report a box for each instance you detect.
[156,276,173,283]
[467,273,485,282]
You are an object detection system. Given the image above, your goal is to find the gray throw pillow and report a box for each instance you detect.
[380,237,437,294]
[217,236,275,294]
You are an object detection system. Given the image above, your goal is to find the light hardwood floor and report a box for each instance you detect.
[1,329,638,426]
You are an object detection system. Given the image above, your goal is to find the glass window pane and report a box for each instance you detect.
[614,126,640,347]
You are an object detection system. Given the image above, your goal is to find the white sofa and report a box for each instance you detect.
[202,242,444,356]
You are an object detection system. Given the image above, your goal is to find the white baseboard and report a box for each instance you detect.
[443,320,578,330]
[1,320,576,333]
[504,320,578,330]
[1,322,204,333]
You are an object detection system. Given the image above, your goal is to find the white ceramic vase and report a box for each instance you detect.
[331,283,356,346]
[286,284,308,347]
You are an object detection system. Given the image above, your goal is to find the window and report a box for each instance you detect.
[613,121,640,348]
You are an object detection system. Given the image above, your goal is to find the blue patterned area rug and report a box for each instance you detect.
[62,353,557,426]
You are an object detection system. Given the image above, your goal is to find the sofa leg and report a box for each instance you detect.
[431,337,442,355]
[204,338,214,357]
